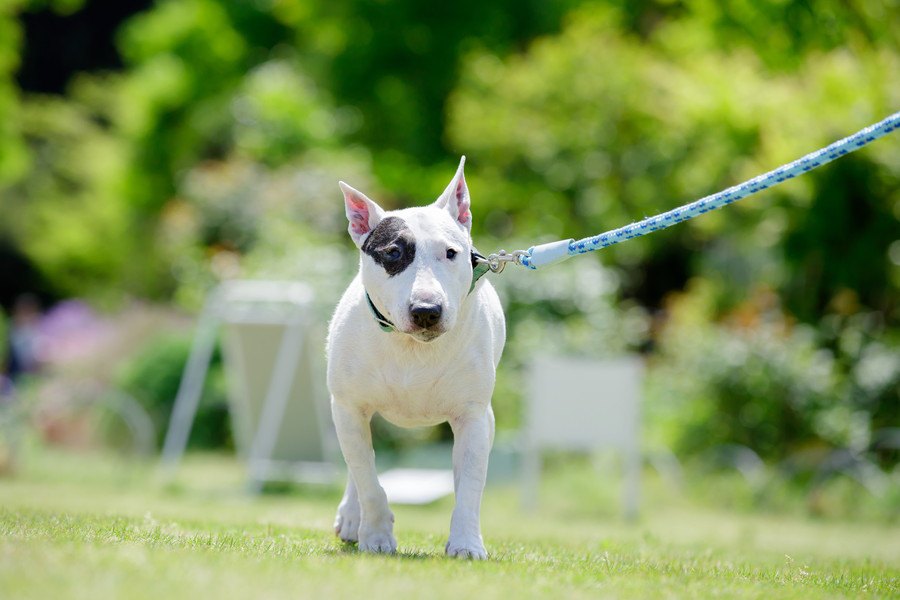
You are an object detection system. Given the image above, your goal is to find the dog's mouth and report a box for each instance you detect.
[401,322,447,343]
[407,327,444,343]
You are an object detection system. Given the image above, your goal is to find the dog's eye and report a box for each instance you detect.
[446,248,458,260]
[383,246,402,261]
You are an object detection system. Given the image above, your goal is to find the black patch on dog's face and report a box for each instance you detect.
[361,216,416,277]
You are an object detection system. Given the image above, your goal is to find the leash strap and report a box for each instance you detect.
[512,111,899,270]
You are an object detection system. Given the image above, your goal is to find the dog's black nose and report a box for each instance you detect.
[410,303,442,329]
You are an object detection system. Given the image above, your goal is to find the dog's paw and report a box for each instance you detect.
[333,502,360,543]
[445,535,487,560]
[358,525,397,554]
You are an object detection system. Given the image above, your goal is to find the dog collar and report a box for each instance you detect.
[365,249,492,333]
[365,292,397,332]
[470,248,491,292]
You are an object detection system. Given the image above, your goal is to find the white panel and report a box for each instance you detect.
[527,355,642,451]
[222,321,327,463]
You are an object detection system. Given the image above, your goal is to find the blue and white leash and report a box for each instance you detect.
[481,111,899,273]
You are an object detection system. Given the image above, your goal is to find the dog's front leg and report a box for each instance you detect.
[332,401,396,553]
[446,407,495,559]
[333,476,361,542]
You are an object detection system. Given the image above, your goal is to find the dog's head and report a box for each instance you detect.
[340,157,474,343]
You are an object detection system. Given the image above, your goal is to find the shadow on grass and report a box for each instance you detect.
[324,540,518,563]
[324,541,444,561]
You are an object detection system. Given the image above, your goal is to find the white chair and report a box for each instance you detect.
[522,354,643,519]
[161,280,340,492]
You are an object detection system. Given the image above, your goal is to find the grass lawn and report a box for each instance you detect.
[1,449,897,599]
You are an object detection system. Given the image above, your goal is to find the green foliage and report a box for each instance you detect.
[113,0,286,211]
[0,0,91,186]
[117,332,230,450]
[646,279,898,461]
[781,156,900,322]
[0,1,28,186]
[1,94,143,297]
[821,311,900,441]
[232,60,354,165]
[274,0,581,161]
[651,0,899,71]
[2,0,364,299]
[647,281,836,459]
[160,149,373,311]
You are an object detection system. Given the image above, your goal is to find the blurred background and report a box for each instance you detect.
[0,0,898,520]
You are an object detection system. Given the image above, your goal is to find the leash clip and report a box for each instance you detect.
[485,249,528,273]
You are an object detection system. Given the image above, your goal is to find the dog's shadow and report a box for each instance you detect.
[325,541,441,561]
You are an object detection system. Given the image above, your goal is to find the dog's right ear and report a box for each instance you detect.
[340,181,385,248]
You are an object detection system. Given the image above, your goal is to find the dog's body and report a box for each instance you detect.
[326,157,505,558]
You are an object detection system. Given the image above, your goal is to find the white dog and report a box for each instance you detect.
[326,157,505,559]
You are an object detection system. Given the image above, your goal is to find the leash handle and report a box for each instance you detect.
[525,239,574,269]
[501,111,899,270]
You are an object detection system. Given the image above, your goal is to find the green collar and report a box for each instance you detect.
[365,249,491,333]
[469,249,492,293]
[365,293,397,332]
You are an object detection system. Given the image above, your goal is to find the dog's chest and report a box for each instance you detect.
[358,355,476,427]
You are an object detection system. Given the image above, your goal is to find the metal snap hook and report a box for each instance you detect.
[485,249,528,273]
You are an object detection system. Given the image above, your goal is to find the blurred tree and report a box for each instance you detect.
[646,281,832,459]
[117,332,231,450]
[1,93,139,298]
[274,0,581,162]
[15,0,152,93]
[2,0,582,300]
[0,0,29,186]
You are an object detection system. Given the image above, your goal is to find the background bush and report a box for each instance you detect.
[117,333,231,450]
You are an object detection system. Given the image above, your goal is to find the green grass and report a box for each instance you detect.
[1,449,897,599]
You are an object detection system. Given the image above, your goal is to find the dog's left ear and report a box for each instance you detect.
[435,156,471,232]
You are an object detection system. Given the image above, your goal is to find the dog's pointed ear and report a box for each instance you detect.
[340,181,385,248]
[435,156,471,232]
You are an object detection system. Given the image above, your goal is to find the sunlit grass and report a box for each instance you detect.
[1,448,897,599]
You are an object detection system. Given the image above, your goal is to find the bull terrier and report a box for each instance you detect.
[326,156,505,559]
